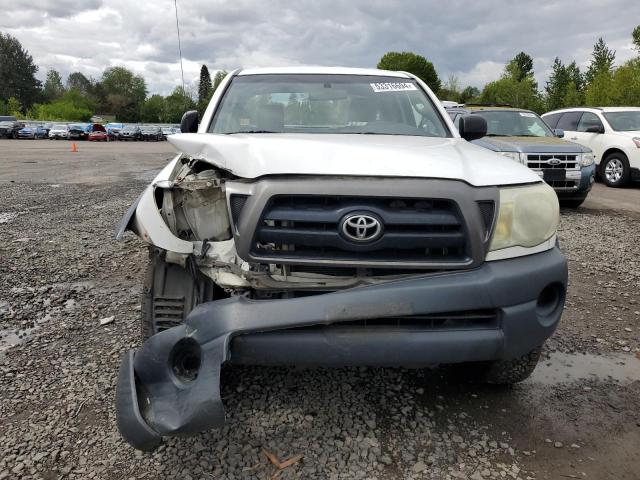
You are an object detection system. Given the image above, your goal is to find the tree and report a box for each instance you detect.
[480,76,542,112]
[632,25,640,53]
[67,72,93,96]
[6,97,22,117]
[377,51,441,93]
[163,86,196,123]
[459,86,480,104]
[609,58,640,105]
[545,58,570,111]
[0,32,42,110]
[585,70,613,106]
[212,70,228,92]
[198,65,212,115]
[98,66,147,121]
[43,69,65,102]
[141,94,165,123]
[438,74,461,101]
[585,38,615,84]
[506,52,534,82]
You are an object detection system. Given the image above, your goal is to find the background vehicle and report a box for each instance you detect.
[453,106,595,208]
[105,122,124,140]
[35,123,52,139]
[542,107,640,187]
[88,124,108,141]
[0,119,24,139]
[114,67,567,451]
[48,124,69,139]
[140,125,163,141]
[68,124,88,141]
[17,125,37,139]
[119,125,142,141]
[161,126,178,139]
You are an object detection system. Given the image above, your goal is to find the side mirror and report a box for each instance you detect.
[180,110,199,133]
[553,128,564,138]
[458,115,487,141]
[585,125,604,134]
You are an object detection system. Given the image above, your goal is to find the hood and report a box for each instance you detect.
[168,133,540,187]
[92,124,106,132]
[473,136,590,153]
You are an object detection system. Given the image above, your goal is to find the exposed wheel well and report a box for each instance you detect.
[600,148,627,165]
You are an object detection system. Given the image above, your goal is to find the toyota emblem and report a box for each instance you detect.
[341,213,383,242]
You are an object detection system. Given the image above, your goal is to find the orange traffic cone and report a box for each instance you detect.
[71,142,78,153]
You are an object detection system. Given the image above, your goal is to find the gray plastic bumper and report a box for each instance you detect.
[116,247,567,450]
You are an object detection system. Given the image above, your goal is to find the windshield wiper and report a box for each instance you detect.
[226,130,278,134]
[485,133,512,137]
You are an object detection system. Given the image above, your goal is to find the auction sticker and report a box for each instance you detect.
[519,112,536,117]
[370,82,418,92]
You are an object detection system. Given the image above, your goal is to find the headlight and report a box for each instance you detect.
[489,182,559,251]
[498,151,525,163]
[580,153,595,166]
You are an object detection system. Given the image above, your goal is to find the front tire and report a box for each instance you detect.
[601,153,630,187]
[140,249,217,340]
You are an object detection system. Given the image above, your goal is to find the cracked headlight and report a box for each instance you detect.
[497,151,525,163]
[489,182,559,251]
[579,153,595,167]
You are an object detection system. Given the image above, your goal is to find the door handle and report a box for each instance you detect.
[570,137,578,140]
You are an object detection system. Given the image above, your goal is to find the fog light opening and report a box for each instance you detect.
[170,338,202,383]
[537,282,564,318]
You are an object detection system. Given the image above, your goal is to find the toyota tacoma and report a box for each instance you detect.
[114,67,567,451]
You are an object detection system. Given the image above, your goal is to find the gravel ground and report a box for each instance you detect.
[1,141,639,479]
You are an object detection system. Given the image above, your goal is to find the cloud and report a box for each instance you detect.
[1,0,638,95]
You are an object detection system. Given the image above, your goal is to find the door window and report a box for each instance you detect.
[577,112,604,132]
[556,111,582,131]
[542,112,562,129]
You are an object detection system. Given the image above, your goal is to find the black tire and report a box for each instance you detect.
[481,346,542,384]
[140,248,218,340]
[601,152,630,187]
[560,198,585,209]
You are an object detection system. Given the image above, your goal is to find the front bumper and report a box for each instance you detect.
[116,247,567,450]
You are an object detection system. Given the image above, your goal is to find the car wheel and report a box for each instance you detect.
[601,153,630,187]
[140,249,217,340]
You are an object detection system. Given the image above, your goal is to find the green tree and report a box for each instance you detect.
[585,70,614,106]
[67,72,93,96]
[141,94,165,123]
[609,58,640,105]
[0,32,42,110]
[438,74,461,101]
[480,76,542,111]
[212,70,228,92]
[506,52,534,82]
[632,25,640,53]
[459,86,480,104]
[585,38,615,85]
[6,97,22,117]
[377,51,441,93]
[98,66,147,121]
[163,86,196,123]
[198,65,212,116]
[545,58,570,110]
[43,69,65,102]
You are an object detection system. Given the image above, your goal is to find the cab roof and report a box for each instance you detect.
[237,66,411,77]
[544,106,640,114]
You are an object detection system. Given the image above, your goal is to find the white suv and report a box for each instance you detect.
[542,107,640,187]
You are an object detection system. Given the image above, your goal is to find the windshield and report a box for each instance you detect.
[123,126,136,132]
[53,124,67,130]
[210,74,449,137]
[603,111,640,131]
[472,110,554,137]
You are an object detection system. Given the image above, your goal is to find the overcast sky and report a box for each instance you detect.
[1,0,638,95]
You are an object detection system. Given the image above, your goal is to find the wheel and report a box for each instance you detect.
[560,198,585,209]
[481,346,542,384]
[601,153,630,187]
[140,249,218,340]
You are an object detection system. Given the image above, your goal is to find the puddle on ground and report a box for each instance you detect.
[0,313,53,353]
[530,351,640,385]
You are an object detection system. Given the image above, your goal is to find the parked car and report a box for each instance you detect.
[0,119,24,139]
[140,125,164,141]
[161,126,178,139]
[68,124,88,141]
[452,106,595,208]
[48,124,69,139]
[114,67,567,451]
[35,123,52,139]
[17,126,37,139]
[120,125,142,141]
[542,107,640,187]
[105,122,124,139]
[88,124,109,141]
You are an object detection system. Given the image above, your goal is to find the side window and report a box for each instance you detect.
[577,112,604,132]
[543,113,562,129]
[556,111,582,131]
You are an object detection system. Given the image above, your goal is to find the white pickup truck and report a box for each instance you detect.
[114,67,567,450]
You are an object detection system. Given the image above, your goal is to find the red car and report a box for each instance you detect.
[88,124,108,141]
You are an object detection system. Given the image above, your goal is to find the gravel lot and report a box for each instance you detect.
[1,140,639,480]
